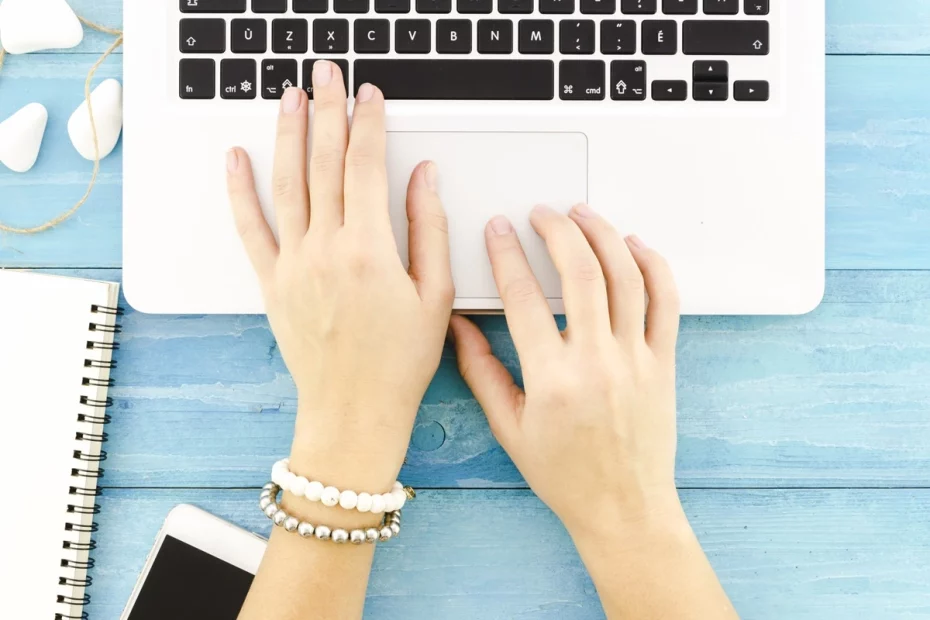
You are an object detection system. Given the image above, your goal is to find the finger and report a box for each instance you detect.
[485,216,562,356]
[625,236,681,356]
[226,148,278,283]
[529,206,611,340]
[344,83,390,231]
[407,161,454,306]
[449,316,522,451]
[308,60,349,232]
[273,87,311,248]
[568,203,647,340]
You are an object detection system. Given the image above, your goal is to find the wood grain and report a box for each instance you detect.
[86,488,930,620]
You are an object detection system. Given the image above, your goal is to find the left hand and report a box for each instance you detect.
[224,64,454,493]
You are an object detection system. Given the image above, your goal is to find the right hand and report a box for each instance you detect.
[449,204,683,537]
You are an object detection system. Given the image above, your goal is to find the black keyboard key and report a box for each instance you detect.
[500,0,534,14]
[376,0,411,10]
[179,59,216,99]
[703,0,737,14]
[662,0,696,13]
[231,19,267,53]
[692,60,727,81]
[693,81,727,100]
[417,0,452,12]
[541,0,574,13]
[652,79,686,100]
[459,0,493,12]
[262,59,298,99]
[560,20,595,54]
[437,20,472,53]
[302,59,350,97]
[353,59,554,99]
[559,60,604,100]
[221,59,257,99]
[683,20,768,55]
[620,0,656,13]
[335,0,370,12]
[272,19,309,53]
[609,59,646,100]
[293,0,329,11]
[518,20,554,54]
[395,19,431,52]
[642,20,676,54]
[180,19,226,53]
[252,0,287,11]
[313,19,350,53]
[478,20,513,53]
[600,20,635,54]
[580,0,615,13]
[734,80,768,101]
[180,0,246,12]
[355,19,390,52]
[744,0,768,14]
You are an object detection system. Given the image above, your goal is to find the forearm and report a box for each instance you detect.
[572,499,738,620]
[238,404,405,620]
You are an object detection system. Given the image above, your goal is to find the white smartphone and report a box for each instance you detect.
[120,504,267,620]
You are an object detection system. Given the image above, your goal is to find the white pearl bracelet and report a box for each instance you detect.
[260,483,402,544]
[271,458,410,514]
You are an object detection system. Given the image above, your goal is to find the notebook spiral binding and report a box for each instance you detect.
[54,304,123,620]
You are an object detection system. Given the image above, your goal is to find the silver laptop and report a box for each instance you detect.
[123,0,824,315]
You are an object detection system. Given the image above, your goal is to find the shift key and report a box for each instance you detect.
[682,20,768,55]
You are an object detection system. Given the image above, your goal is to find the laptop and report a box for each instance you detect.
[123,0,824,315]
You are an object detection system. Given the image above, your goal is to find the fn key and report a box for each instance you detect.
[180,59,216,99]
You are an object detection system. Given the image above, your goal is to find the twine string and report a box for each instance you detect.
[0,17,124,235]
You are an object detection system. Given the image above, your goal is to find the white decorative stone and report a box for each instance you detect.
[0,0,83,54]
[356,492,372,513]
[0,103,47,173]
[320,486,340,507]
[339,490,358,510]
[68,78,123,161]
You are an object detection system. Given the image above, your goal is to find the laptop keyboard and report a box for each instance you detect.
[177,0,772,102]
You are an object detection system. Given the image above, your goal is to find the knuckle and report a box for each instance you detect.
[309,148,344,175]
[420,210,449,234]
[570,260,603,283]
[345,149,378,171]
[272,174,294,199]
[502,276,540,304]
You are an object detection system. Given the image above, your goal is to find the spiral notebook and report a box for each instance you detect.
[0,271,121,620]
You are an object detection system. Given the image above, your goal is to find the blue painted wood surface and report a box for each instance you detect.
[1,1,930,618]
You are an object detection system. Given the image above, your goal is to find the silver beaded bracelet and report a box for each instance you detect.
[260,483,402,544]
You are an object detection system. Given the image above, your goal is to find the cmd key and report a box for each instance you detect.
[683,20,768,55]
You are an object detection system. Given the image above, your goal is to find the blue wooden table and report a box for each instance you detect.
[2,1,930,618]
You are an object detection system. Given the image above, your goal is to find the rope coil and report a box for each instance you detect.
[0,16,124,234]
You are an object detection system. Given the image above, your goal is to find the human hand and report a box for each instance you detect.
[450,205,682,538]
[225,63,454,493]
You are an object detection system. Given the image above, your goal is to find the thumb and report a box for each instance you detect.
[449,315,522,450]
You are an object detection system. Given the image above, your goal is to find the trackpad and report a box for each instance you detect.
[387,132,588,305]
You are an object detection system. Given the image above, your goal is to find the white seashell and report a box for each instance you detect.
[0,103,48,173]
[0,0,83,55]
[68,79,123,161]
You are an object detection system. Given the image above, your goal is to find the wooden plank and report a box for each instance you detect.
[86,488,930,619]
[38,0,930,55]
[17,269,916,489]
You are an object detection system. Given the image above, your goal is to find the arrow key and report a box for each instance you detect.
[692,60,727,81]
[693,80,727,101]
[559,20,595,54]
[734,80,769,101]
[609,59,646,100]
[651,79,687,101]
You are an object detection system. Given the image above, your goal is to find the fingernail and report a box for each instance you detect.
[489,216,513,236]
[626,235,647,249]
[424,162,438,192]
[281,87,302,114]
[226,149,239,173]
[313,60,333,87]
[572,203,596,218]
[356,83,375,103]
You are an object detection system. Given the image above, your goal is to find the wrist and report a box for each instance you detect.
[565,488,689,552]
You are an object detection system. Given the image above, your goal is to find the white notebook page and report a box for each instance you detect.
[0,270,120,619]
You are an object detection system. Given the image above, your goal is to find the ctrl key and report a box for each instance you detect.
[559,60,605,101]
[179,59,216,99]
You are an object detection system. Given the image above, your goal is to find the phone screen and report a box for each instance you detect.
[127,535,255,619]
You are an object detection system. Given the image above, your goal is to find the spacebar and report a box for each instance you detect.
[354,60,554,100]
